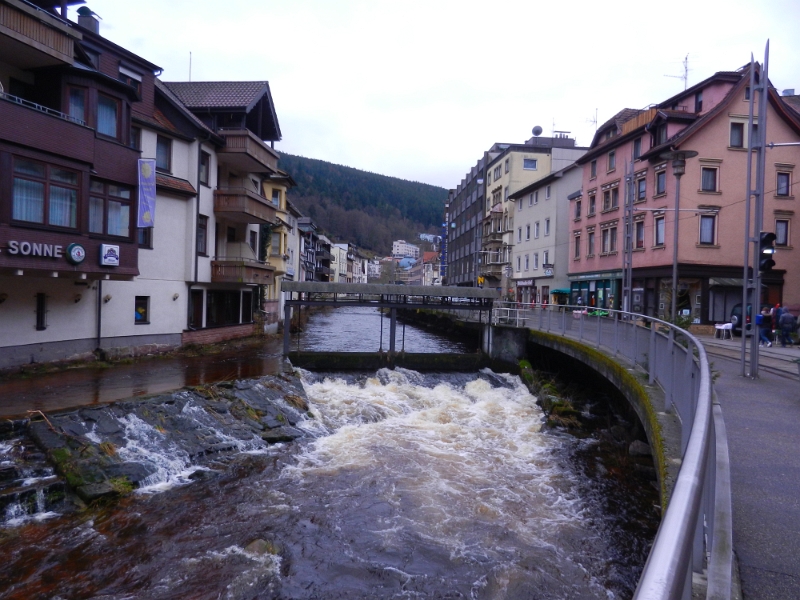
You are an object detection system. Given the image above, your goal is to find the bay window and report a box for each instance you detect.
[89,181,132,237]
[97,94,119,138]
[12,158,78,228]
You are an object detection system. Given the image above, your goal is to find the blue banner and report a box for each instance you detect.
[137,159,156,228]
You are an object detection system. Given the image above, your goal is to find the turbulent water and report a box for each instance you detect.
[0,307,657,599]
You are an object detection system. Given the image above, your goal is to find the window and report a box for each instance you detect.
[525,224,530,240]
[227,226,236,243]
[517,227,522,243]
[588,194,596,215]
[745,86,751,100]
[68,87,86,124]
[119,66,142,95]
[656,170,666,195]
[635,221,645,248]
[574,235,581,259]
[504,158,509,173]
[517,256,521,271]
[603,190,611,211]
[156,136,172,172]
[135,296,150,324]
[130,126,141,151]
[534,222,540,238]
[523,158,538,170]
[701,167,718,192]
[35,293,47,331]
[608,151,616,171]
[545,185,551,200]
[602,229,611,253]
[776,219,789,246]
[97,94,119,138]
[533,191,539,205]
[200,151,210,185]
[89,181,132,237]
[695,91,703,113]
[138,227,153,249]
[528,193,534,206]
[533,253,539,269]
[545,218,550,236]
[633,137,642,159]
[197,215,208,255]
[504,187,509,202]
[590,160,597,178]
[543,250,549,264]
[730,122,744,148]
[699,214,716,245]
[575,200,582,219]
[777,172,791,197]
[524,254,529,271]
[588,231,595,255]
[655,216,665,246]
[637,178,646,200]
[250,230,258,253]
[494,166,501,179]
[655,124,667,145]
[12,158,79,228]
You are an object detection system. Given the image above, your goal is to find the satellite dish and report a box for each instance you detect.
[532,126,543,137]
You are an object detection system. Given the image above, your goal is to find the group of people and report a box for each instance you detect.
[757,303,796,348]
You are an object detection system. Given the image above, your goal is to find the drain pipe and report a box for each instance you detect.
[96,279,103,352]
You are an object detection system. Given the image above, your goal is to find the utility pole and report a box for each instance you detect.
[741,43,770,378]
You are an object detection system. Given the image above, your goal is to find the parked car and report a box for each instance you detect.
[729,303,767,336]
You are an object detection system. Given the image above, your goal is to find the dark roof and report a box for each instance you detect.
[156,173,196,196]
[590,108,641,148]
[162,81,271,111]
[154,79,219,141]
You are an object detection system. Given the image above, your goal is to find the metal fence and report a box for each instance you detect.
[489,302,733,600]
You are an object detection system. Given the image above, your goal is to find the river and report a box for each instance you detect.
[0,307,657,599]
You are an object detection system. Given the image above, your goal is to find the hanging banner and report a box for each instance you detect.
[137,158,156,228]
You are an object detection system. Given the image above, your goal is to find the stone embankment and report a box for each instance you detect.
[1,373,311,516]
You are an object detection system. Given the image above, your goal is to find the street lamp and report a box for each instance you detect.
[660,149,698,321]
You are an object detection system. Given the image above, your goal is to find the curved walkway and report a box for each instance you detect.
[699,334,800,599]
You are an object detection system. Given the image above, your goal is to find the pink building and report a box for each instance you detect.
[569,65,800,324]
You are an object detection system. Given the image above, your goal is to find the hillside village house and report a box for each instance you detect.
[0,1,287,369]
[509,163,582,304]
[569,65,800,322]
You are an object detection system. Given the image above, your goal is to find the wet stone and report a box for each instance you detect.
[104,462,157,484]
[261,426,303,444]
[29,421,67,450]
[76,482,117,502]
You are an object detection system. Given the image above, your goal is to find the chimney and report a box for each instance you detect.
[77,7,100,34]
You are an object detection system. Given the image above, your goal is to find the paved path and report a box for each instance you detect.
[698,334,800,599]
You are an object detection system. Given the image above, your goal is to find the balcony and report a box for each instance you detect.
[211,258,274,285]
[315,249,334,261]
[268,252,290,276]
[0,0,79,69]
[217,129,279,174]
[315,265,333,276]
[214,187,277,225]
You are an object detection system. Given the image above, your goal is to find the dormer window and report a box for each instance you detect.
[119,66,142,95]
[695,91,703,113]
[654,123,667,146]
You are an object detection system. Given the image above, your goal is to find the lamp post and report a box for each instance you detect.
[660,150,698,321]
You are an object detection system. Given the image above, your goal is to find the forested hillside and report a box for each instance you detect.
[278,153,447,255]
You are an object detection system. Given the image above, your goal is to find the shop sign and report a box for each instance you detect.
[6,240,64,258]
[542,268,554,277]
[516,279,533,287]
[100,244,120,267]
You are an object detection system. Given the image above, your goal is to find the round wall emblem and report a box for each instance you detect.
[66,243,86,265]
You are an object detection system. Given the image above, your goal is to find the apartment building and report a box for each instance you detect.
[569,65,800,322]
[509,164,582,304]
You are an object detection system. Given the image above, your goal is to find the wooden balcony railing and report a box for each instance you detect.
[214,188,277,225]
[217,129,279,174]
[211,259,274,285]
[0,0,78,67]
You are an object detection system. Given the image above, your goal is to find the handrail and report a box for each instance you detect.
[489,302,732,600]
[0,91,86,126]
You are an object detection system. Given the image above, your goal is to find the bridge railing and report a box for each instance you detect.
[489,302,732,600]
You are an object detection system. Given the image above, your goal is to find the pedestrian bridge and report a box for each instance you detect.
[281,282,499,367]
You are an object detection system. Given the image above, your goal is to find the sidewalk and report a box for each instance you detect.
[697,333,800,599]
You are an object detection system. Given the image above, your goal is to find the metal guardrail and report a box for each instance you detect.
[488,302,733,600]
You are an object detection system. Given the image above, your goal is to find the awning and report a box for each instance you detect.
[708,278,744,287]
[550,289,571,295]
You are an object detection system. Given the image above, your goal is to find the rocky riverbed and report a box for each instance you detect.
[1,372,310,520]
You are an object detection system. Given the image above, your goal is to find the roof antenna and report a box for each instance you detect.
[189,51,192,82]
[665,54,690,90]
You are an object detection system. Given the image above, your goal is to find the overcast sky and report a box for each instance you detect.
[70,0,800,190]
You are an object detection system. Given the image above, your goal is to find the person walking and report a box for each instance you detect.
[758,306,773,347]
[778,309,795,347]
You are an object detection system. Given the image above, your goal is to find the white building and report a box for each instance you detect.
[392,240,420,259]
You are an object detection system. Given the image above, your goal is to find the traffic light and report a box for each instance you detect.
[759,231,777,272]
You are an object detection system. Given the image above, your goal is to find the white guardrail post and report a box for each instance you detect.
[487,303,731,600]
